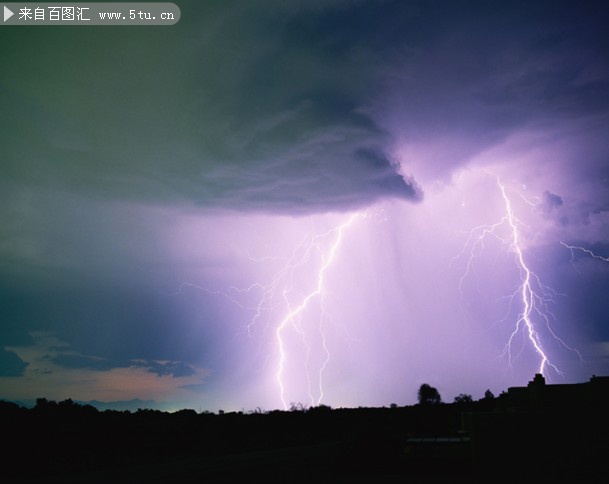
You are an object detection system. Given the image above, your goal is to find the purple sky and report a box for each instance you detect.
[1,0,609,411]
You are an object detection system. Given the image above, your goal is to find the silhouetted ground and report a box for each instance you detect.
[1,389,608,483]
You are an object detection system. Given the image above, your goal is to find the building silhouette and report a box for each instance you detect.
[497,373,609,412]
[464,374,609,477]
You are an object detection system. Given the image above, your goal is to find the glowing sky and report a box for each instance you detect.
[1,0,609,411]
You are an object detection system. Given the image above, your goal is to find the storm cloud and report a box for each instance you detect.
[0,1,426,216]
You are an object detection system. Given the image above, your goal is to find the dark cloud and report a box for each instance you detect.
[51,354,118,372]
[370,0,609,182]
[0,349,28,377]
[2,1,608,213]
[51,353,197,378]
[0,1,424,216]
[145,360,197,378]
[539,190,565,219]
[543,191,564,210]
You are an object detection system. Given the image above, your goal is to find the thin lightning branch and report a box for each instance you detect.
[450,217,508,297]
[164,281,264,311]
[518,192,541,207]
[561,242,609,269]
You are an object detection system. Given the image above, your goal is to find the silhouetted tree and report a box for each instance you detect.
[308,404,332,414]
[289,402,307,412]
[454,393,473,404]
[484,389,495,400]
[34,397,52,409]
[418,383,442,405]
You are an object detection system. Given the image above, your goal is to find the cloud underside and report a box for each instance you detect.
[0,0,428,216]
[0,349,28,377]
[3,1,608,214]
[2,89,421,216]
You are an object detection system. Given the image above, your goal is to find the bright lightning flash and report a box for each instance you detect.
[171,212,364,410]
[454,178,579,378]
[498,181,561,376]
[275,212,362,409]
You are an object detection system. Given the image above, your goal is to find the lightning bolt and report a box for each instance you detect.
[274,212,361,409]
[169,212,364,410]
[454,178,580,378]
[497,181,561,376]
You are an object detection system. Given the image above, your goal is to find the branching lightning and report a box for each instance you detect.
[454,178,580,378]
[170,212,364,409]
[497,181,561,376]
[275,212,361,409]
